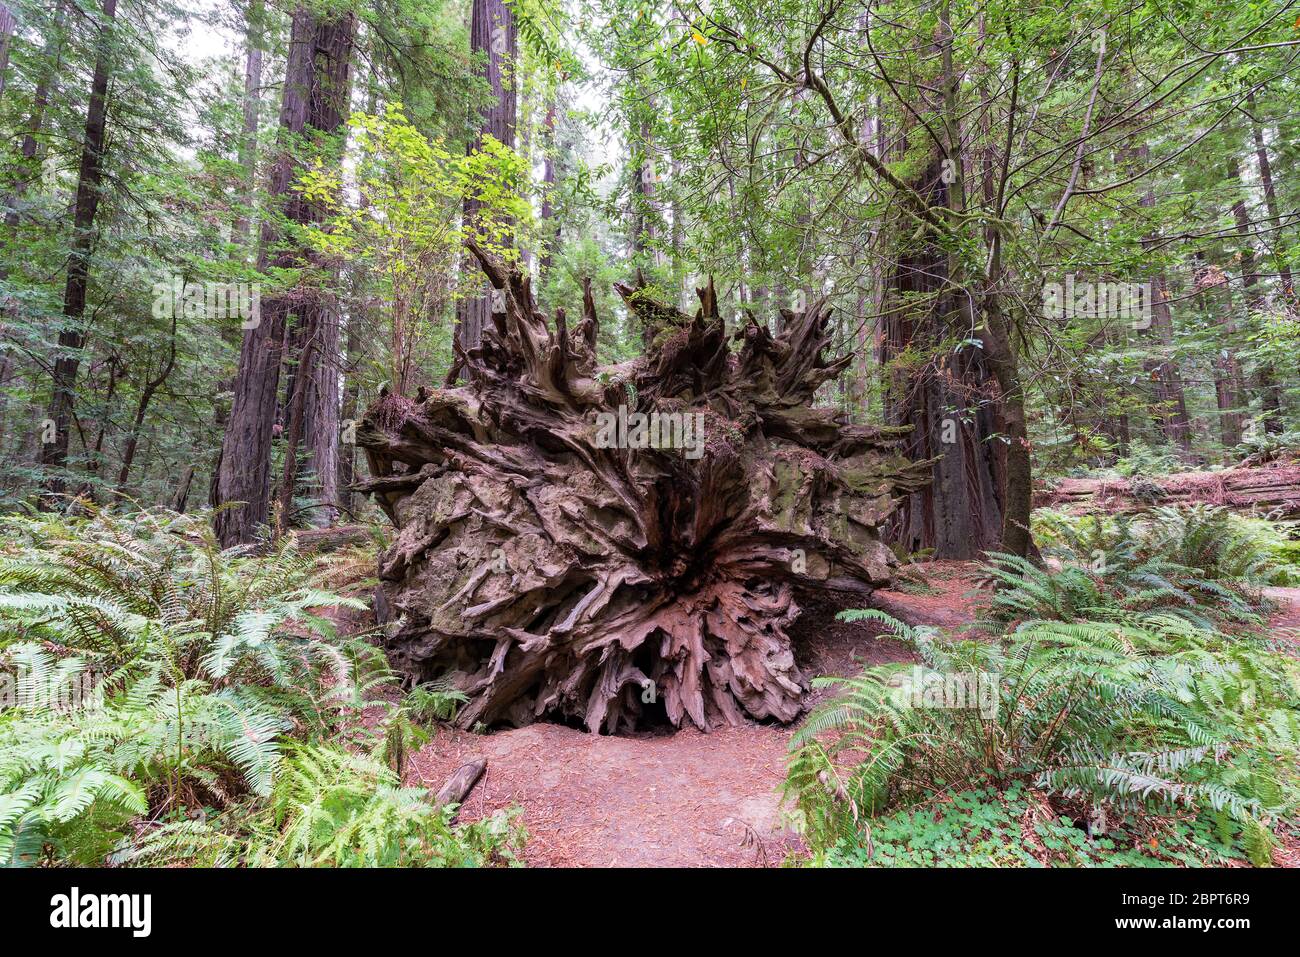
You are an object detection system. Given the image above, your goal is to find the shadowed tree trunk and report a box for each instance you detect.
[300,301,342,526]
[233,0,264,253]
[1130,132,1194,460]
[213,5,354,546]
[1143,275,1194,458]
[171,465,195,513]
[538,99,557,282]
[878,158,1004,559]
[1,0,64,268]
[0,3,15,103]
[875,8,1011,559]
[1227,155,1283,434]
[1194,254,1246,452]
[451,0,516,376]
[357,244,927,734]
[0,0,65,468]
[1245,91,1293,301]
[39,0,117,501]
[112,317,177,503]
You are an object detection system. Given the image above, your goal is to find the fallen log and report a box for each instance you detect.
[357,243,928,733]
[433,758,487,813]
[289,524,379,552]
[1036,461,1300,517]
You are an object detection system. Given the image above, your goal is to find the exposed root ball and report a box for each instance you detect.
[358,244,926,733]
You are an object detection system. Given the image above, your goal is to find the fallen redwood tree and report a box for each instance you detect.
[1036,460,1300,517]
[356,243,927,733]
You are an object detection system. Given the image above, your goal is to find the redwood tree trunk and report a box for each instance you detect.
[233,0,264,253]
[452,0,516,374]
[0,3,15,104]
[1135,142,1194,460]
[1245,91,1293,300]
[878,153,1004,559]
[1227,155,1283,434]
[1143,275,1194,458]
[39,0,117,501]
[538,99,557,281]
[213,6,354,546]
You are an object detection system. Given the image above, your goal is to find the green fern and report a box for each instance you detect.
[786,605,1300,867]
[0,509,382,865]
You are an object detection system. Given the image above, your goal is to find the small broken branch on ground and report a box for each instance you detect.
[433,758,487,815]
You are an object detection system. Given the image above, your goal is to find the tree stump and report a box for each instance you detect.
[357,243,927,733]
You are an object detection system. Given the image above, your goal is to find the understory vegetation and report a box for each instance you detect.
[785,507,1300,868]
[0,509,524,867]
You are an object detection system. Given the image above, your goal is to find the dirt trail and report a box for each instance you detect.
[404,567,1300,867]
[406,563,979,867]
[1266,586,1300,644]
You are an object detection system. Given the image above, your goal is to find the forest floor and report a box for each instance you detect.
[401,563,1300,868]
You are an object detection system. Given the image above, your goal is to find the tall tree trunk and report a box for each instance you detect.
[338,314,361,516]
[1131,134,1194,459]
[879,9,1004,559]
[233,0,264,254]
[1227,155,1283,434]
[1143,276,1194,457]
[276,319,318,536]
[75,357,120,501]
[0,2,15,104]
[302,302,341,525]
[1245,90,1294,300]
[112,318,177,503]
[213,6,355,546]
[538,99,557,282]
[518,78,532,271]
[878,156,1004,559]
[1196,254,1246,452]
[632,116,665,267]
[451,0,516,375]
[39,0,117,501]
[1,0,64,261]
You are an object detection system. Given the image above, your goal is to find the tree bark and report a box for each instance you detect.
[171,465,195,513]
[1,0,64,268]
[452,0,516,373]
[1245,90,1293,300]
[1195,254,1246,452]
[213,6,355,547]
[302,301,341,526]
[1132,134,1194,460]
[39,0,117,501]
[1143,276,1194,458]
[276,318,318,536]
[112,317,177,503]
[878,26,1004,560]
[233,0,264,254]
[433,758,486,810]
[0,2,15,104]
[538,99,557,281]
[1227,155,1283,434]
